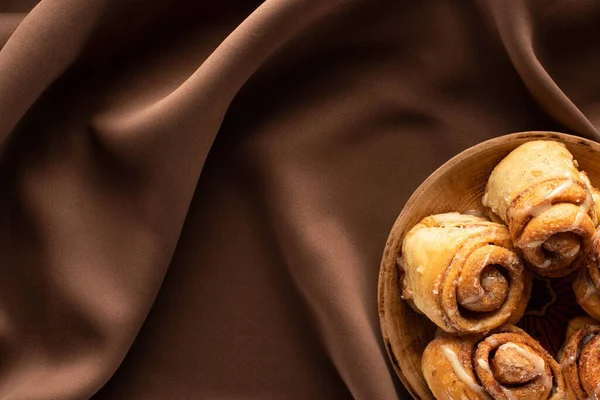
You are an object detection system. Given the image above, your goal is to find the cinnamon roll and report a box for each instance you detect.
[483,140,597,277]
[401,213,531,334]
[573,231,600,321]
[422,325,565,399]
[559,317,600,399]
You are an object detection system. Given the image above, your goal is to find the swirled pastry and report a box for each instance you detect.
[401,213,531,334]
[573,230,600,321]
[558,317,600,399]
[483,141,597,277]
[422,325,565,399]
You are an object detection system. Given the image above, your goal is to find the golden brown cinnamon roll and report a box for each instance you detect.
[401,213,531,334]
[559,317,600,399]
[422,325,565,400]
[483,141,597,277]
[573,231,600,321]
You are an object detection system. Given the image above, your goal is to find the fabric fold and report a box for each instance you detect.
[3,1,600,398]
[478,0,599,138]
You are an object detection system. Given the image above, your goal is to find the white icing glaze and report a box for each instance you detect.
[514,178,582,268]
[477,358,490,372]
[538,259,552,269]
[477,358,492,373]
[565,245,581,259]
[479,343,552,399]
[461,251,495,305]
[481,275,497,287]
[481,251,492,270]
[574,189,592,228]
[548,178,573,200]
[516,175,593,269]
[582,278,598,302]
[593,381,600,400]
[442,346,490,398]
[530,201,552,218]
[461,292,484,305]
[501,343,552,391]
[512,176,574,226]
[522,240,545,249]
[514,178,574,221]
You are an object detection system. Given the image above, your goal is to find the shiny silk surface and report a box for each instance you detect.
[1,0,600,399]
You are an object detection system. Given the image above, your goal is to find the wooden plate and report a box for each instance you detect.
[378,131,600,399]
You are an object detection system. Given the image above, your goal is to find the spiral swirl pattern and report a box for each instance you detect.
[559,320,600,399]
[474,326,564,399]
[573,231,600,320]
[422,325,566,400]
[507,177,596,278]
[483,141,599,278]
[440,232,529,334]
[401,213,532,334]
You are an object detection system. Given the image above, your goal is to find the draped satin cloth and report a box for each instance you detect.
[2,1,600,398]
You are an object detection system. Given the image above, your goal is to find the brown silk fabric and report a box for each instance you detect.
[2,0,600,398]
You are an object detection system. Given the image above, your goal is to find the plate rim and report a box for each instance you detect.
[377,130,600,399]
